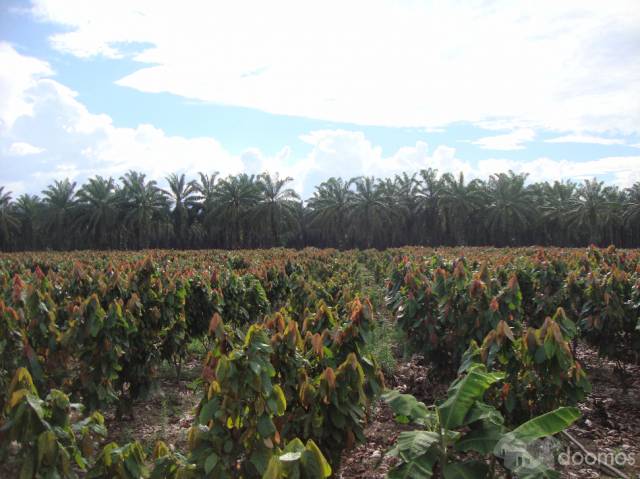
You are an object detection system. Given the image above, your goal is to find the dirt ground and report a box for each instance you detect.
[102,359,202,454]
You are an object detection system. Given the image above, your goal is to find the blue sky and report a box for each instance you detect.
[1,0,639,198]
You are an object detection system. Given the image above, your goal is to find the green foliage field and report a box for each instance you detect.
[0,246,638,477]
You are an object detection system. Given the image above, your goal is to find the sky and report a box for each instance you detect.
[1,0,639,198]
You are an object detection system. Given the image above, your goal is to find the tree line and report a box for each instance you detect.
[0,169,639,251]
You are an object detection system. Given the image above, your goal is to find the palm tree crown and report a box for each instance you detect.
[1,171,639,251]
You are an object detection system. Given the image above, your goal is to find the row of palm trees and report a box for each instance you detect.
[0,169,639,251]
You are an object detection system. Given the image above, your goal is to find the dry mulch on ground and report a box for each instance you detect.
[561,345,640,479]
[103,359,201,454]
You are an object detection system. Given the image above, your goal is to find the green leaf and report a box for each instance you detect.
[387,431,439,462]
[262,456,282,479]
[19,454,35,479]
[204,452,219,474]
[510,407,580,444]
[251,445,273,474]
[543,337,556,359]
[37,430,57,466]
[25,394,45,419]
[383,390,431,422]
[89,313,104,337]
[198,400,216,424]
[388,449,437,479]
[455,421,504,454]
[463,402,503,426]
[249,360,262,375]
[300,440,331,478]
[272,384,286,416]
[257,414,276,438]
[283,438,305,454]
[438,365,504,429]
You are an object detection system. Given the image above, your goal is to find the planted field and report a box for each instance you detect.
[0,247,639,478]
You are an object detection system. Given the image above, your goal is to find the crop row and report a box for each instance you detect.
[1,246,639,478]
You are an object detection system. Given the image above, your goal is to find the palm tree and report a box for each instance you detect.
[191,172,220,247]
[540,180,576,246]
[307,177,354,248]
[42,179,77,249]
[14,194,42,250]
[164,173,198,248]
[4,170,640,250]
[416,168,442,245]
[291,201,309,248]
[75,176,118,249]
[210,174,262,248]
[485,171,535,246]
[624,182,640,246]
[438,172,485,245]
[394,172,420,245]
[0,187,18,250]
[119,171,170,249]
[375,177,403,246]
[255,173,300,246]
[351,176,393,248]
[566,179,609,245]
[601,185,625,246]
[624,183,640,224]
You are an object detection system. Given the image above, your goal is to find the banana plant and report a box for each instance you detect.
[383,360,580,478]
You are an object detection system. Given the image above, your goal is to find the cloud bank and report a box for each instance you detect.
[1,43,639,199]
[29,0,640,135]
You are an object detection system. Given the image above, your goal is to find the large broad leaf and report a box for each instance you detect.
[387,431,439,462]
[438,365,504,430]
[300,439,332,478]
[204,452,219,474]
[262,456,283,479]
[383,390,431,423]
[511,407,580,444]
[388,449,438,479]
[463,401,503,427]
[455,420,504,454]
[442,460,489,479]
[457,341,481,375]
[495,407,579,479]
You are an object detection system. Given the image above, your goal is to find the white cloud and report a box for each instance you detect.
[29,0,640,135]
[2,44,638,200]
[296,129,640,190]
[0,44,243,193]
[0,181,27,196]
[8,141,45,156]
[473,129,536,150]
[477,156,640,187]
[0,42,52,131]
[298,129,474,193]
[545,134,627,145]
